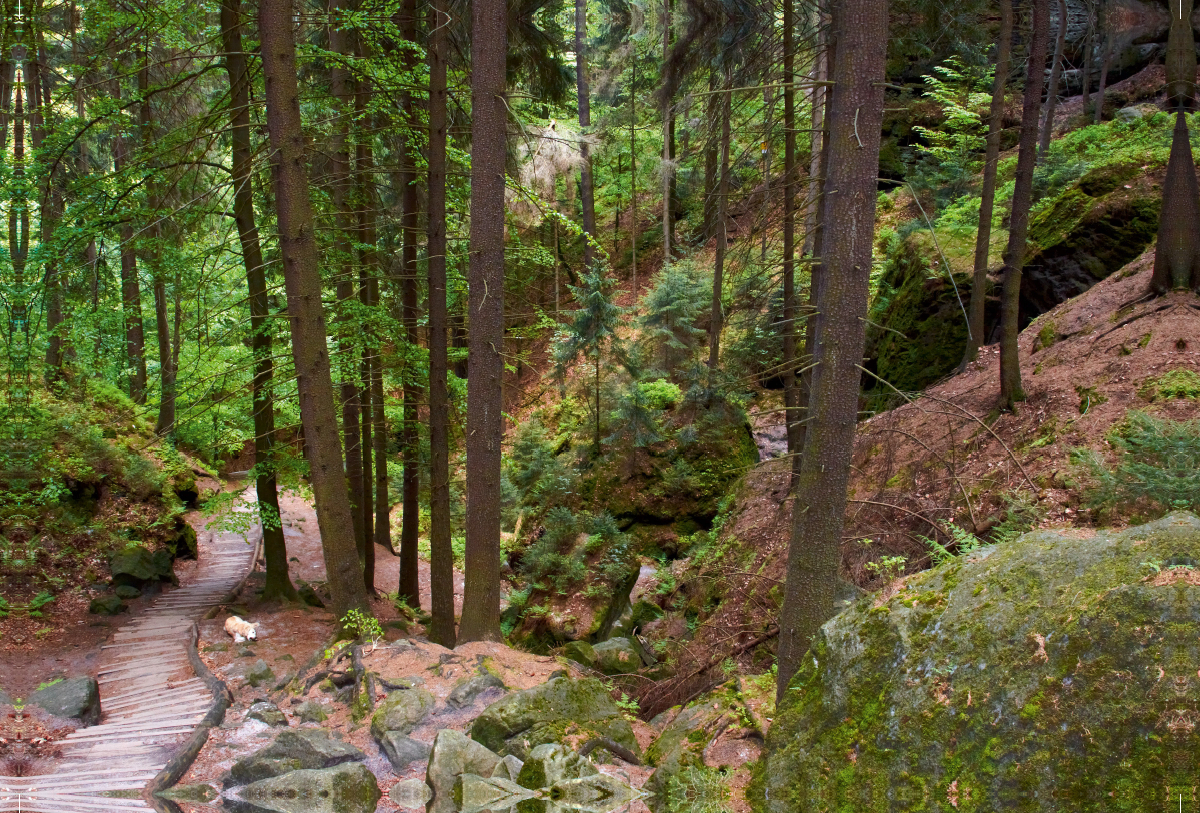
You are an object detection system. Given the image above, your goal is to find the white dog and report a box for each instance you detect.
[225,616,257,643]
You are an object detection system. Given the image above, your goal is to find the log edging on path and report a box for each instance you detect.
[144,622,234,808]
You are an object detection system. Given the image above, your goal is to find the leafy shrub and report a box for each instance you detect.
[924,522,984,565]
[1071,411,1200,515]
[505,419,576,510]
[990,490,1045,544]
[639,379,682,411]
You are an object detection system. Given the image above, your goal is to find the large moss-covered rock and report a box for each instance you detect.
[109,544,175,588]
[757,512,1200,812]
[425,729,503,813]
[231,763,380,813]
[591,637,641,675]
[227,729,366,787]
[470,677,639,760]
[369,686,434,740]
[31,677,100,725]
[644,704,724,811]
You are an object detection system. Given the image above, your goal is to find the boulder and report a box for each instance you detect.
[109,545,175,588]
[425,729,502,813]
[515,743,597,790]
[591,637,640,674]
[563,640,597,669]
[31,677,100,725]
[231,763,380,813]
[1115,105,1145,122]
[644,703,725,809]
[377,732,431,772]
[114,585,141,599]
[553,773,639,810]
[490,754,524,781]
[759,512,1200,812]
[388,779,433,808]
[369,686,434,740]
[454,773,535,813]
[227,729,366,787]
[158,784,219,804]
[246,700,287,727]
[470,677,639,760]
[88,594,126,616]
[446,673,506,709]
[294,701,328,724]
[244,660,275,688]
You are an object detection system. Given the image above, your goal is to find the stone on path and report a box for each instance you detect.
[231,762,380,813]
[377,732,431,772]
[425,728,502,813]
[369,686,434,739]
[227,728,366,787]
[30,676,101,726]
[446,672,506,709]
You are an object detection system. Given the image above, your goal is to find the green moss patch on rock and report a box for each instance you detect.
[469,676,639,760]
[756,512,1200,812]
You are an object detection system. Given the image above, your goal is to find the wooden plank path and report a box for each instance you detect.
[0,514,257,812]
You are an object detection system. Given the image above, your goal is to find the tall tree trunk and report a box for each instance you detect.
[999,0,1051,409]
[1038,0,1068,158]
[702,72,719,241]
[427,0,457,647]
[111,68,147,405]
[1094,30,1111,123]
[782,0,800,484]
[1081,4,1093,117]
[260,0,369,620]
[661,0,673,262]
[35,38,65,386]
[398,0,422,607]
[355,72,379,590]
[140,60,176,436]
[328,0,367,565]
[1166,0,1196,109]
[221,0,296,602]
[706,77,731,373]
[459,0,507,643]
[629,59,638,298]
[962,0,1013,365]
[576,0,597,269]
[776,0,888,700]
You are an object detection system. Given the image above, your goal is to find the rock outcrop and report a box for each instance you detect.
[758,512,1200,812]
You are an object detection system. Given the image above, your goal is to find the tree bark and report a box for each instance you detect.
[459,0,508,643]
[702,72,719,241]
[577,0,597,270]
[1081,3,1093,118]
[398,0,423,608]
[111,67,147,405]
[260,0,369,620]
[999,0,1051,410]
[140,60,176,437]
[355,70,378,591]
[629,58,638,298]
[328,0,367,566]
[776,0,889,700]
[221,0,296,602]
[782,0,799,485]
[706,77,731,373]
[1038,0,1068,159]
[427,0,457,647]
[661,0,673,262]
[1094,30,1111,123]
[35,37,65,386]
[962,0,1013,365]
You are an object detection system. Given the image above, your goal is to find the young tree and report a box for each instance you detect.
[1038,0,1067,159]
[776,0,889,700]
[706,77,731,373]
[221,0,297,601]
[260,0,369,620]
[427,0,456,647]
[558,267,621,455]
[998,0,1050,410]
[459,0,508,643]
[577,0,597,270]
[962,0,1013,366]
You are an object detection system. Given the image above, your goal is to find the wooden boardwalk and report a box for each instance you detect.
[0,519,256,812]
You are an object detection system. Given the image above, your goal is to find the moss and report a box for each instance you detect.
[1034,320,1057,352]
[1139,368,1200,401]
[1076,385,1108,415]
[757,512,1200,813]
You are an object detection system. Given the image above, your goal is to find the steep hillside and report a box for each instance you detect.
[624,248,1200,714]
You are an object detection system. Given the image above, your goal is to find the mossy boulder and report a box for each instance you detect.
[469,677,639,760]
[226,729,365,787]
[109,544,175,588]
[756,512,1200,812]
[426,729,503,813]
[230,763,380,813]
[591,637,641,674]
[31,676,100,725]
[369,686,434,739]
[644,704,725,811]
